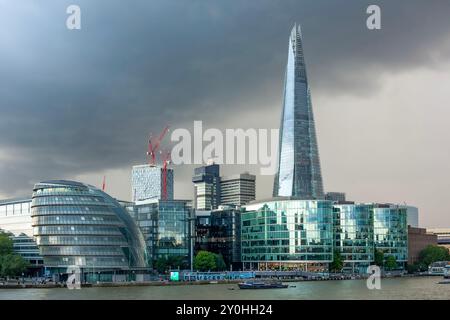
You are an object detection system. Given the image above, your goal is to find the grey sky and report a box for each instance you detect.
[1,0,450,227]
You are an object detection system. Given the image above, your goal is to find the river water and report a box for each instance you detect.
[0,276,448,300]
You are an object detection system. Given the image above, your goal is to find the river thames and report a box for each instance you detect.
[0,277,448,300]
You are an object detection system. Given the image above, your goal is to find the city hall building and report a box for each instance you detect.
[31,180,149,281]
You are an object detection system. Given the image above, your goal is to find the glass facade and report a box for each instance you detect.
[242,199,333,271]
[131,165,174,202]
[192,164,221,210]
[31,180,148,273]
[373,204,408,267]
[195,207,242,269]
[11,235,43,270]
[333,204,374,273]
[156,200,191,259]
[0,198,33,236]
[0,198,44,269]
[242,200,409,272]
[273,25,324,199]
[126,199,191,265]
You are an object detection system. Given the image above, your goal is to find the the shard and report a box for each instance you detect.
[273,24,324,199]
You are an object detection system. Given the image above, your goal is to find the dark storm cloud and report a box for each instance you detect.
[0,0,450,196]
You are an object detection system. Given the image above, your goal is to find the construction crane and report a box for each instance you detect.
[160,149,171,200]
[147,125,170,166]
[102,176,106,191]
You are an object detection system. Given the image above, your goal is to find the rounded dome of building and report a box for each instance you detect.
[31,180,148,274]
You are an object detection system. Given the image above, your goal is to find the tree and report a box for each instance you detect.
[0,232,13,256]
[0,254,29,278]
[0,231,29,278]
[214,254,227,271]
[418,245,450,267]
[154,255,188,274]
[194,251,216,271]
[384,255,398,271]
[329,251,344,273]
[406,263,418,274]
[167,256,188,270]
[155,257,169,274]
[374,249,384,267]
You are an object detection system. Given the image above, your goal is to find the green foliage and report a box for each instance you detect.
[0,254,30,277]
[193,251,227,271]
[0,231,30,277]
[154,255,187,274]
[194,251,216,271]
[167,255,187,270]
[384,255,398,270]
[406,262,427,274]
[214,254,227,271]
[406,263,418,274]
[374,249,384,267]
[329,250,344,273]
[0,232,13,256]
[155,257,168,274]
[418,245,450,267]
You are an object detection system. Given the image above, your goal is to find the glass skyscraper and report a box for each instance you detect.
[192,163,221,210]
[273,25,324,199]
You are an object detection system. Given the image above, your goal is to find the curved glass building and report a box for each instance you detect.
[31,180,148,278]
[333,204,374,273]
[242,199,333,271]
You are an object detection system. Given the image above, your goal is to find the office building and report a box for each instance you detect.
[333,203,374,273]
[220,172,256,206]
[404,206,419,228]
[242,198,333,272]
[192,163,221,210]
[0,198,43,271]
[125,199,192,265]
[408,226,437,264]
[325,192,346,203]
[195,206,242,269]
[0,198,33,236]
[373,204,408,268]
[273,25,324,199]
[131,164,174,202]
[241,199,409,272]
[31,180,148,280]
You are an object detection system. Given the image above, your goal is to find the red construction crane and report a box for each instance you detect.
[147,125,170,166]
[102,176,106,191]
[160,149,171,200]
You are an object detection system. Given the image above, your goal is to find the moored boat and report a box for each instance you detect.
[238,280,288,289]
[444,264,450,279]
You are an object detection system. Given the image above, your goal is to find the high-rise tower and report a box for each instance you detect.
[132,164,174,203]
[192,163,221,210]
[273,25,324,199]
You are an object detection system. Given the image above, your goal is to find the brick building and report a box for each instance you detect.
[408,226,437,264]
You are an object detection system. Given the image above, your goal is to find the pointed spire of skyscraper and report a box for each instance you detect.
[273,24,324,199]
[297,24,303,38]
